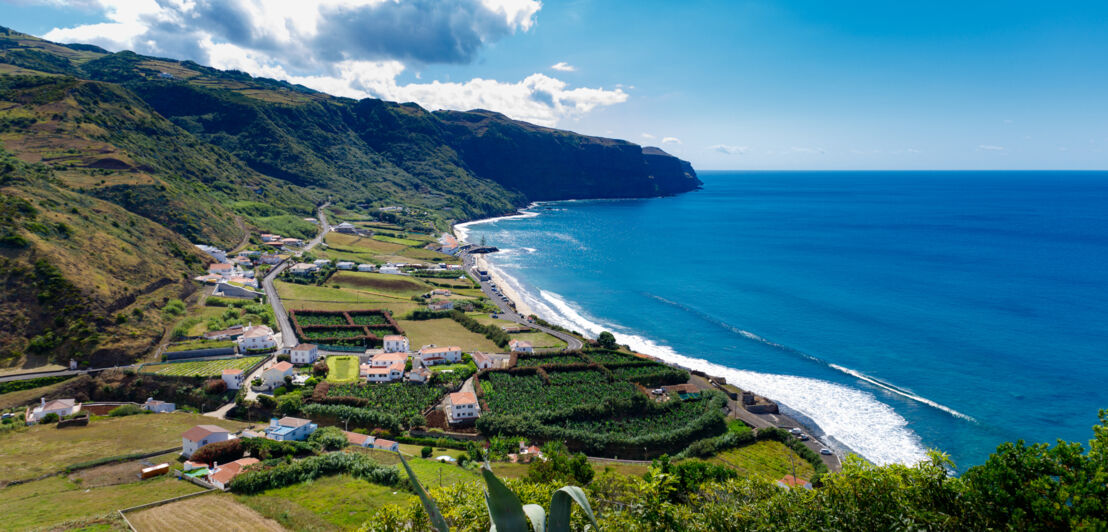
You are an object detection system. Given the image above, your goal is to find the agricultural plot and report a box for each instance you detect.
[2,475,204,531]
[325,356,360,383]
[480,371,640,417]
[585,349,656,366]
[330,271,430,297]
[608,364,690,388]
[547,368,611,386]
[130,493,284,532]
[554,396,716,437]
[514,353,588,367]
[327,383,443,419]
[140,356,265,377]
[290,309,403,347]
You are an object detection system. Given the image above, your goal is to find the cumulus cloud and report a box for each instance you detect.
[662,137,682,145]
[708,144,748,155]
[39,0,628,126]
[641,133,656,139]
[550,61,576,72]
[977,145,1006,151]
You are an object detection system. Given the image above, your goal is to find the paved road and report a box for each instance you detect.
[262,202,331,346]
[460,251,583,351]
[0,365,138,383]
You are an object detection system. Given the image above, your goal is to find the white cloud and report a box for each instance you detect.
[37,0,628,126]
[708,144,748,155]
[977,145,1006,151]
[662,137,682,145]
[550,61,576,72]
[641,133,656,139]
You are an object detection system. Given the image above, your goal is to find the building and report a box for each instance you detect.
[776,475,814,491]
[228,276,258,288]
[181,425,232,458]
[378,265,402,275]
[258,253,282,265]
[260,233,280,242]
[280,237,302,247]
[313,259,332,267]
[356,263,375,272]
[428,300,454,311]
[289,344,319,365]
[431,289,452,297]
[475,269,491,281]
[222,368,245,390]
[383,335,409,353]
[143,397,175,413]
[439,233,459,255]
[289,262,318,275]
[27,397,81,423]
[237,325,277,352]
[196,244,228,263]
[209,458,260,490]
[336,261,355,270]
[471,351,494,370]
[265,416,318,441]
[344,431,374,447]
[334,222,358,234]
[369,351,408,368]
[446,391,480,423]
[208,263,236,279]
[362,362,404,383]
[262,361,295,389]
[407,367,431,383]
[509,339,534,354]
[205,325,244,341]
[373,438,400,452]
[418,345,462,366]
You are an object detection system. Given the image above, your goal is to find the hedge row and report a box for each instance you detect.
[300,403,403,434]
[229,451,400,494]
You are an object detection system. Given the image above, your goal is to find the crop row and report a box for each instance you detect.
[327,383,443,419]
[608,365,690,387]
[481,372,639,417]
[552,397,715,438]
[514,354,587,367]
[141,356,265,377]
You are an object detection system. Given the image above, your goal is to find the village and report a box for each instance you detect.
[0,203,836,531]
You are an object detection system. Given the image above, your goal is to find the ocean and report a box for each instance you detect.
[455,171,1108,468]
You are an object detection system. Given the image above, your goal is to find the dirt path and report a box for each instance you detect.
[229,215,250,254]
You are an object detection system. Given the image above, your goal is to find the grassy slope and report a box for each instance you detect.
[237,474,411,531]
[131,493,285,532]
[0,412,248,481]
[396,318,502,353]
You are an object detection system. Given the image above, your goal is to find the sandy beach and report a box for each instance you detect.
[472,254,536,317]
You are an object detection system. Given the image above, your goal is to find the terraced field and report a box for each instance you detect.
[139,356,265,376]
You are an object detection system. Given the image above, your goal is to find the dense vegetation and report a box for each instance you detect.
[326,382,443,421]
[229,451,401,495]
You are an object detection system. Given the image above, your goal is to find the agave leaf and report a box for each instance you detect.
[397,452,450,532]
[482,465,532,532]
[547,486,600,532]
[523,504,547,532]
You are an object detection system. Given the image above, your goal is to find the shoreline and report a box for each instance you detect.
[453,208,852,468]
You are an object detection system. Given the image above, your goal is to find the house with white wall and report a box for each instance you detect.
[265,416,317,441]
[446,391,480,424]
[222,368,245,390]
[262,361,295,389]
[237,325,277,352]
[181,425,232,458]
[509,339,534,354]
[289,344,319,365]
[143,397,176,413]
[418,345,462,366]
[383,335,409,353]
[26,398,81,423]
[471,351,494,370]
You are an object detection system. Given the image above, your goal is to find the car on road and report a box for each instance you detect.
[820,448,832,456]
[789,427,803,435]
[797,433,810,441]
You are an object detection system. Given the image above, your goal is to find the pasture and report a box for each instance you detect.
[139,356,264,377]
[130,493,284,532]
[326,355,361,383]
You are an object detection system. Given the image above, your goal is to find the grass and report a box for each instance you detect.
[163,339,235,352]
[139,356,264,377]
[330,272,431,297]
[131,492,284,532]
[0,377,73,410]
[396,318,502,353]
[326,355,361,383]
[707,440,816,480]
[0,413,248,482]
[68,451,180,488]
[237,474,411,531]
[1,474,203,531]
[374,235,423,246]
[511,331,567,350]
[353,448,482,488]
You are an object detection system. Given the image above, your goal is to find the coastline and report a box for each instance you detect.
[453,207,853,468]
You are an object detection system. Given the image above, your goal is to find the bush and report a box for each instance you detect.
[312,360,329,377]
[257,394,276,409]
[277,353,291,362]
[191,438,245,465]
[276,392,302,415]
[162,299,186,317]
[39,412,59,423]
[300,403,403,434]
[205,378,228,395]
[229,452,400,494]
[241,437,316,460]
[108,404,144,417]
[309,426,348,451]
[421,446,433,458]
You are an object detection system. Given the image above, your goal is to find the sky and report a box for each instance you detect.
[3,0,1107,170]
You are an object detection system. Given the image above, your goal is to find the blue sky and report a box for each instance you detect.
[4,0,1106,170]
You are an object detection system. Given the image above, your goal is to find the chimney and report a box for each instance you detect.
[41,397,46,407]
[213,461,218,471]
[270,417,278,427]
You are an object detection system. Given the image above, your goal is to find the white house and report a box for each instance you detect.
[334,222,357,233]
[260,233,280,242]
[446,391,480,423]
[362,362,404,383]
[208,263,236,279]
[289,262,318,275]
[407,367,431,383]
[196,245,228,263]
[262,361,295,389]
[313,259,332,267]
[428,300,454,311]
[258,253,282,265]
[208,458,259,490]
[181,425,232,458]
[378,265,402,275]
[336,261,355,270]
[509,339,534,354]
[369,351,408,368]
[280,237,302,247]
[27,397,81,423]
[143,397,176,413]
[382,335,409,354]
[237,325,277,351]
[373,438,400,452]
[418,345,462,366]
[356,263,375,272]
[430,289,452,297]
[289,344,319,365]
[265,416,317,441]
[471,351,494,370]
[222,368,245,390]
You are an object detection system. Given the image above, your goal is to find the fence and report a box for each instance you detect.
[117,487,218,531]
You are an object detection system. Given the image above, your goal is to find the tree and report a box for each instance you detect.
[597,331,618,350]
[257,394,276,409]
[312,360,329,377]
[39,413,59,423]
[276,392,302,415]
[309,426,348,451]
[277,353,291,363]
[191,438,244,465]
[204,378,227,395]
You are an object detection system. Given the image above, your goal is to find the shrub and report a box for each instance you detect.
[39,412,59,423]
[257,394,276,409]
[229,452,400,494]
[277,353,291,362]
[241,437,316,460]
[276,392,303,415]
[204,378,228,395]
[108,404,144,417]
[421,446,433,458]
[309,426,348,451]
[191,438,245,465]
[312,360,329,377]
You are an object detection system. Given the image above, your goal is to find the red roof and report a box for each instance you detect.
[450,391,477,405]
[222,368,243,375]
[292,344,317,351]
[344,431,371,445]
[182,424,229,442]
[374,438,397,448]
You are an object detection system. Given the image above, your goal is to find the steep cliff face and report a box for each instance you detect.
[436,110,701,200]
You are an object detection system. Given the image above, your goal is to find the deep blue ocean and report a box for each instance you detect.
[456,171,1108,468]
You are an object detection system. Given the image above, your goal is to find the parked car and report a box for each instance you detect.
[797,433,810,441]
[789,427,803,435]
[820,448,832,456]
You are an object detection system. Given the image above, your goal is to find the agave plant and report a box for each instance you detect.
[397,452,600,532]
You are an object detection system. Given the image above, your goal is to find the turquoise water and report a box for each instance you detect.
[456,171,1108,467]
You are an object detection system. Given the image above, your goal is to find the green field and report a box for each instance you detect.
[510,331,567,349]
[396,318,502,353]
[0,413,248,482]
[1,474,203,531]
[707,440,816,480]
[330,272,432,297]
[374,234,423,246]
[326,355,361,383]
[236,474,411,531]
[140,356,265,377]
